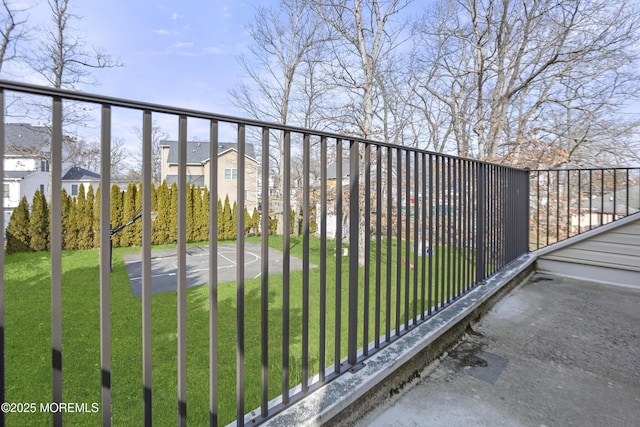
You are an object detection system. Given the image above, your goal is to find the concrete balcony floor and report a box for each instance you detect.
[358,274,640,426]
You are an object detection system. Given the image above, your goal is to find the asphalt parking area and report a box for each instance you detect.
[123,242,313,296]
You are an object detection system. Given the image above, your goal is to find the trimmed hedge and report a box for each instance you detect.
[5,182,270,253]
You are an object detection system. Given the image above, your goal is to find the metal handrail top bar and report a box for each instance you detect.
[535,167,640,172]
[0,78,527,171]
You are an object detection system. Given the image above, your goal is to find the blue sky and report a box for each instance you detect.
[5,0,273,115]
[0,0,286,154]
[2,0,638,159]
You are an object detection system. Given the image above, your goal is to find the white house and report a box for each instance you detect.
[3,123,51,228]
[61,166,101,196]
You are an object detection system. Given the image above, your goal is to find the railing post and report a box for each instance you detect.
[0,91,5,427]
[348,140,359,367]
[476,163,486,284]
[51,96,64,427]
[100,104,113,426]
[524,168,530,254]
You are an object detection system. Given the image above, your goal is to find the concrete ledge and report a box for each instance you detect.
[263,254,536,427]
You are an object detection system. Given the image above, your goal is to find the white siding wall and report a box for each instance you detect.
[3,181,21,208]
[537,214,640,287]
[20,172,49,204]
[4,157,38,172]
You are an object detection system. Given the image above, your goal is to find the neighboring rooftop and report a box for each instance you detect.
[62,166,100,180]
[4,123,50,156]
[161,141,256,164]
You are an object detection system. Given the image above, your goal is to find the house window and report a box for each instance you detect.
[40,185,45,195]
[41,160,49,172]
[3,184,9,199]
[72,184,78,196]
[224,168,237,180]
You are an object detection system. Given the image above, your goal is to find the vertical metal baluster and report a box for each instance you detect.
[613,169,617,221]
[334,138,342,373]
[319,136,327,380]
[363,143,371,355]
[453,158,459,297]
[440,157,450,308]
[375,146,382,347]
[385,147,392,343]
[412,152,419,324]
[141,111,152,427]
[546,171,550,246]
[51,97,64,427]
[302,133,310,390]
[348,140,359,366]
[433,156,440,308]
[459,160,465,290]
[567,170,571,239]
[626,169,630,216]
[99,105,112,426]
[428,155,433,314]
[0,94,4,426]
[600,170,604,226]
[492,166,497,271]
[589,169,593,230]
[395,147,402,335]
[476,162,486,284]
[260,126,269,417]
[500,167,505,264]
[536,172,540,249]
[420,153,427,318]
[404,149,410,330]
[282,131,291,399]
[177,116,187,427]
[209,120,219,426]
[522,168,531,253]
[556,169,560,242]
[577,170,581,235]
[466,161,472,290]
[236,123,246,423]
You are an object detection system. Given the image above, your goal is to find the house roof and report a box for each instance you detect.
[62,166,100,181]
[576,185,640,214]
[162,141,256,164]
[3,170,35,180]
[4,123,50,156]
[327,158,350,180]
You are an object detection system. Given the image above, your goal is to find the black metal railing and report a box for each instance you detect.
[530,168,640,250]
[0,79,529,426]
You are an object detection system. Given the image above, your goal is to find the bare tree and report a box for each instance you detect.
[30,0,121,89]
[231,0,329,224]
[61,135,129,179]
[109,137,129,179]
[411,0,640,165]
[0,0,30,73]
[310,0,410,141]
[134,123,169,184]
[307,0,412,264]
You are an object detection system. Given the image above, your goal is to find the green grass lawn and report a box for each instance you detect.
[4,236,476,426]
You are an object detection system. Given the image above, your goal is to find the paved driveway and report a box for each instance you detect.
[123,242,313,296]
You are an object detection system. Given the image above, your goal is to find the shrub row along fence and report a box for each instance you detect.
[0,79,529,426]
[529,168,640,250]
[5,182,263,253]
